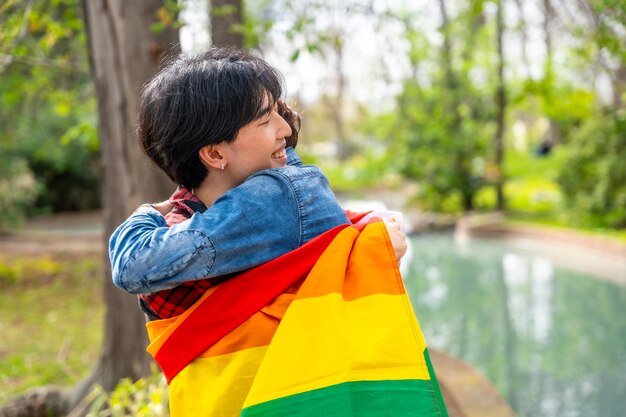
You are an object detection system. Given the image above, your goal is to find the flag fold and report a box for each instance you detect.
[146,221,448,417]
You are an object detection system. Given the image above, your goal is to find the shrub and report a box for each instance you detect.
[0,155,39,233]
[558,112,626,228]
[87,369,169,417]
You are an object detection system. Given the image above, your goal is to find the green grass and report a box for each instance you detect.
[0,254,104,405]
[474,147,626,242]
[500,148,626,242]
[505,146,567,182]
[502,147,565,214]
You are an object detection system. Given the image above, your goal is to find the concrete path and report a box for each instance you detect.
[0,211,103,256]
[431,349,517,417]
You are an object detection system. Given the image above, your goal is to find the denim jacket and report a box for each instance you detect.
[109,148,349,294]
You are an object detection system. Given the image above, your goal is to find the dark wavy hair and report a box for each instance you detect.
[138,47,300,189]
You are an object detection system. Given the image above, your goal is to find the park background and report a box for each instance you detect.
[0,0,625,416]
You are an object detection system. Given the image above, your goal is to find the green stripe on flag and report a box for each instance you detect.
[424,348,449,417]
[241,379,446,417]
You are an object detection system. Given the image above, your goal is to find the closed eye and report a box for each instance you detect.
[257,112,272,126]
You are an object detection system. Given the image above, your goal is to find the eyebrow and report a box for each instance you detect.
[259,105,273,117]
[256,100,276,120]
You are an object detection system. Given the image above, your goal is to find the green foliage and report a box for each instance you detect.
[318,146,400,193]
[297,101,401,192]
[491,147,565,216]
[0,255,63,287]
[366,3,497,213]
[250,0,625,233]
[2,0,625,235]
[558,112,626,228]
[87,369,169,417]
[151,0,183,34]
[239,0,274,49]
[0,0,100,218]
[589,0,626,61]
[0,155,39,232]
[391,79,495,212]
[516,77,596,147]
[0,262,21,287]
[504,179,560,214]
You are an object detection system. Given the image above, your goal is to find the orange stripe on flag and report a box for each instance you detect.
[296,221,404,301]
[151,224,349,382]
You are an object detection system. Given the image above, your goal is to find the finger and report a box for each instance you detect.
[384,220,401,232]
[151,201,173,215]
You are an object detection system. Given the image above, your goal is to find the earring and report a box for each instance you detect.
[220,163,225,170]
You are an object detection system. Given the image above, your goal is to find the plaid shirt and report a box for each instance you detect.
[138,187,223,320]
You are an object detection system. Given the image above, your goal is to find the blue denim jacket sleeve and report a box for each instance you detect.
[109,173,303,294]
[109,149,309,294]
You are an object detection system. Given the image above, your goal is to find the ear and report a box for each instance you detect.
[198,144,224,170]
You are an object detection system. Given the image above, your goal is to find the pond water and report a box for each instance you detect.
[403,233,626,417]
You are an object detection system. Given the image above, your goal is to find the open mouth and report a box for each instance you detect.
[271,149,286,159]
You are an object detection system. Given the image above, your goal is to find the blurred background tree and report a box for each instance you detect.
[0,0,99,227]
[2,0,625,230]
[555,0,626,228]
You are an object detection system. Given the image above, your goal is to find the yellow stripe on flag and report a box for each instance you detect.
[243,292,430,408]
[170,345,268,417]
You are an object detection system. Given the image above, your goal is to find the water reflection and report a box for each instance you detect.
[405,233,626,417]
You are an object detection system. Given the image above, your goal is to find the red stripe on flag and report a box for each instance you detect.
[154,223,350,383]
[344,210,371,224]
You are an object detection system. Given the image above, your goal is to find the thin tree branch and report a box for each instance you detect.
[0,53,89,73]
[0,0,33,72]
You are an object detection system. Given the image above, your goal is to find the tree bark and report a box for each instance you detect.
[325,32,351,161]
[438,0,475,212]
[494,0,506,211]
[210,0,244,47]
[81,0,179,412]
[82,0,179,390]
[437,0,456,96]
[542,0,559,148]
[512,0,530,75]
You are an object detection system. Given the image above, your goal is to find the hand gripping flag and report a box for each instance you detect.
[145,220,448,417]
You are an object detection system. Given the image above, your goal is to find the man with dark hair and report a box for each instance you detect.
[110,47,408,319]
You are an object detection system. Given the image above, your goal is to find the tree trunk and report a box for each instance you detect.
[512,0,530,74]
[322,31,351,161]
[612,63,626,110]
[82,0,179,389]
[210,0,244,47]
[542,0,559,148]
[437,0,456,97]
[494,0,506,211]
[438,0,474,211]
[81,0,179,411]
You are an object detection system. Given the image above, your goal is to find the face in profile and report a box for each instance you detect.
[219,96,293,185]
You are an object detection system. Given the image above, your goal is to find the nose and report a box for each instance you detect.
[277,112,292,139]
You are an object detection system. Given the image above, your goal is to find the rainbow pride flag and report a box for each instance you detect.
[145,220,448,417]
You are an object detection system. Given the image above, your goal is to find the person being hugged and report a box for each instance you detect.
[109,46,407,320]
